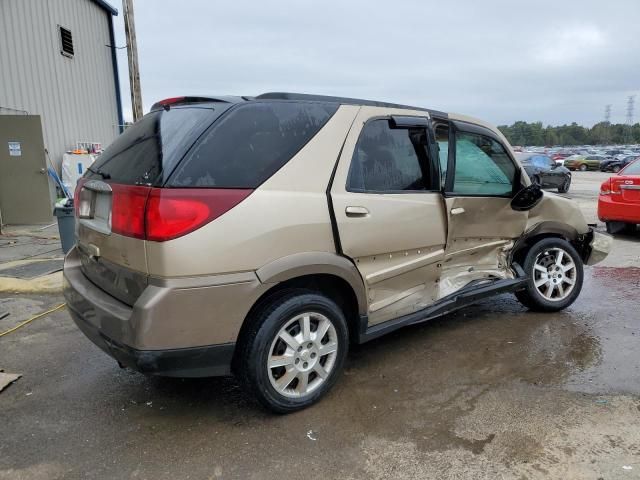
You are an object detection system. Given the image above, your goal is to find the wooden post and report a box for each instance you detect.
[122,0,143,122]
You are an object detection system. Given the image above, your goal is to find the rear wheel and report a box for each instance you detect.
[515,238,583,312]
[579,164,588,171]
[612,165,621,173]
[237,291,348,413]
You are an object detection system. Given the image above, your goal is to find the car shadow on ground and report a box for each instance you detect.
[139,293,602,420]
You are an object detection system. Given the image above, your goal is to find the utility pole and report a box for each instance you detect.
[123,0,143,122]
[624,95,635,145]
[603,104,611,145]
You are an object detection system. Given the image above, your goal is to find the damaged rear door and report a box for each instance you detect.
[436,119,528,296]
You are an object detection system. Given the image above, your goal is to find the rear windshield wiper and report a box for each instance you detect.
[87,167,111,180]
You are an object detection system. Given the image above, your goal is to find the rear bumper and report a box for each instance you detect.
[70,307,235,377]
[598,196,640,224]
[63,246,268,377]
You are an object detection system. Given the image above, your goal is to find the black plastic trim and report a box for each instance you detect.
[106,11,123,133]
[70,307,234,377]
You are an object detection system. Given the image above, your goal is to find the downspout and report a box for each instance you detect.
[107,11,124,133]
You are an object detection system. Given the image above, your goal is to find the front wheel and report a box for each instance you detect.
[558,176,571,193]
[515,238,584,312]
[236,291,349,413]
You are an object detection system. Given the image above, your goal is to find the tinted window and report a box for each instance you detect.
[452,132,516,196]
[88,107,223,185]
[169,102,337,188]
[347,119,430,192]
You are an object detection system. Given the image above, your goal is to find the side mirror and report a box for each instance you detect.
[511,183,543,211]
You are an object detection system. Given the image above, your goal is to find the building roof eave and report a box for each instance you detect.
[92,0,118,16]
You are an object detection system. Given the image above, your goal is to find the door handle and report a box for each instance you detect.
[345,206,369,217]
[450,207,465,215]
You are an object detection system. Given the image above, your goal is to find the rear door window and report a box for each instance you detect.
[168,102,337,188]
[87,106,224,185]
[346,119,434,192]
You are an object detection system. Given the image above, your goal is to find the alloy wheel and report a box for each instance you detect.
[533,247,577,302]
[267,312,338,398]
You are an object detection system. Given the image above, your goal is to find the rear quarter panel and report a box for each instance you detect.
[145,105,360,277]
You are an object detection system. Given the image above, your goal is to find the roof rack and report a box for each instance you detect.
[255,92,447,117]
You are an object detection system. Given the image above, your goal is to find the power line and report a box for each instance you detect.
[603,104,612,144]
[625,95,635,144]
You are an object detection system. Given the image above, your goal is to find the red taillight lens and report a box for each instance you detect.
[110,184,151,239]
[73,178,87,217]
[145,188,252,242]
[599,179,611,195]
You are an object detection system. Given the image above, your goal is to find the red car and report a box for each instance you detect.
[598,160,640,233]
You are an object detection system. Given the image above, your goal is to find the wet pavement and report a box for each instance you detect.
[1,173,640,479]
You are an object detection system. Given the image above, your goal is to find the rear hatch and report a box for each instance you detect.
[74,102,232,305]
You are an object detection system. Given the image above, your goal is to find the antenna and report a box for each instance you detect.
[625,95,635,144]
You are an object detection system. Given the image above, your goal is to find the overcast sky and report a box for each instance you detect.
[112,0,640,127]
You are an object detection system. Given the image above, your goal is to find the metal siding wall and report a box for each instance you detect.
[0,0,120,172]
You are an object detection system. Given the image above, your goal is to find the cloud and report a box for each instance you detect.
[112,0,640,127]
[534,25,607,65]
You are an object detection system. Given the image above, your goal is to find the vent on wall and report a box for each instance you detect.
[59,26,74,57]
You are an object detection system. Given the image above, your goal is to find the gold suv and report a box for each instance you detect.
[64,93,611,412]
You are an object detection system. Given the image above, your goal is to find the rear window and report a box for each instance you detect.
[622,161,640,175]
[87,106,226,185]
[167,102,338,188]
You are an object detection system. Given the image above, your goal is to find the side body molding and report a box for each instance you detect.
[255,252,368,314]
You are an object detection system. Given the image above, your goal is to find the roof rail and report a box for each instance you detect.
[255,92,447,117]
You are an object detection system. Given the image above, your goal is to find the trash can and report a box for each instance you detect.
[54,200,75,254]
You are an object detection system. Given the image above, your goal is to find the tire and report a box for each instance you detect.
[605,221,634,234]
[612,165,621,173]
[578,164,588,171]
[236,290,349,413]
[515,238,584,312]
[558,176,571,193]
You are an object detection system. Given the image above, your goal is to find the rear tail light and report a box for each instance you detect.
[106,185,252,242]
[110,184,152,239]
[145,189,252,241]
[600,178,622,195]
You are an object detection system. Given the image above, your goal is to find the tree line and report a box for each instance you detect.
[497,121,640,146]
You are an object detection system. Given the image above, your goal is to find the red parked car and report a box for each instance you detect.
[598,160,640,233]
